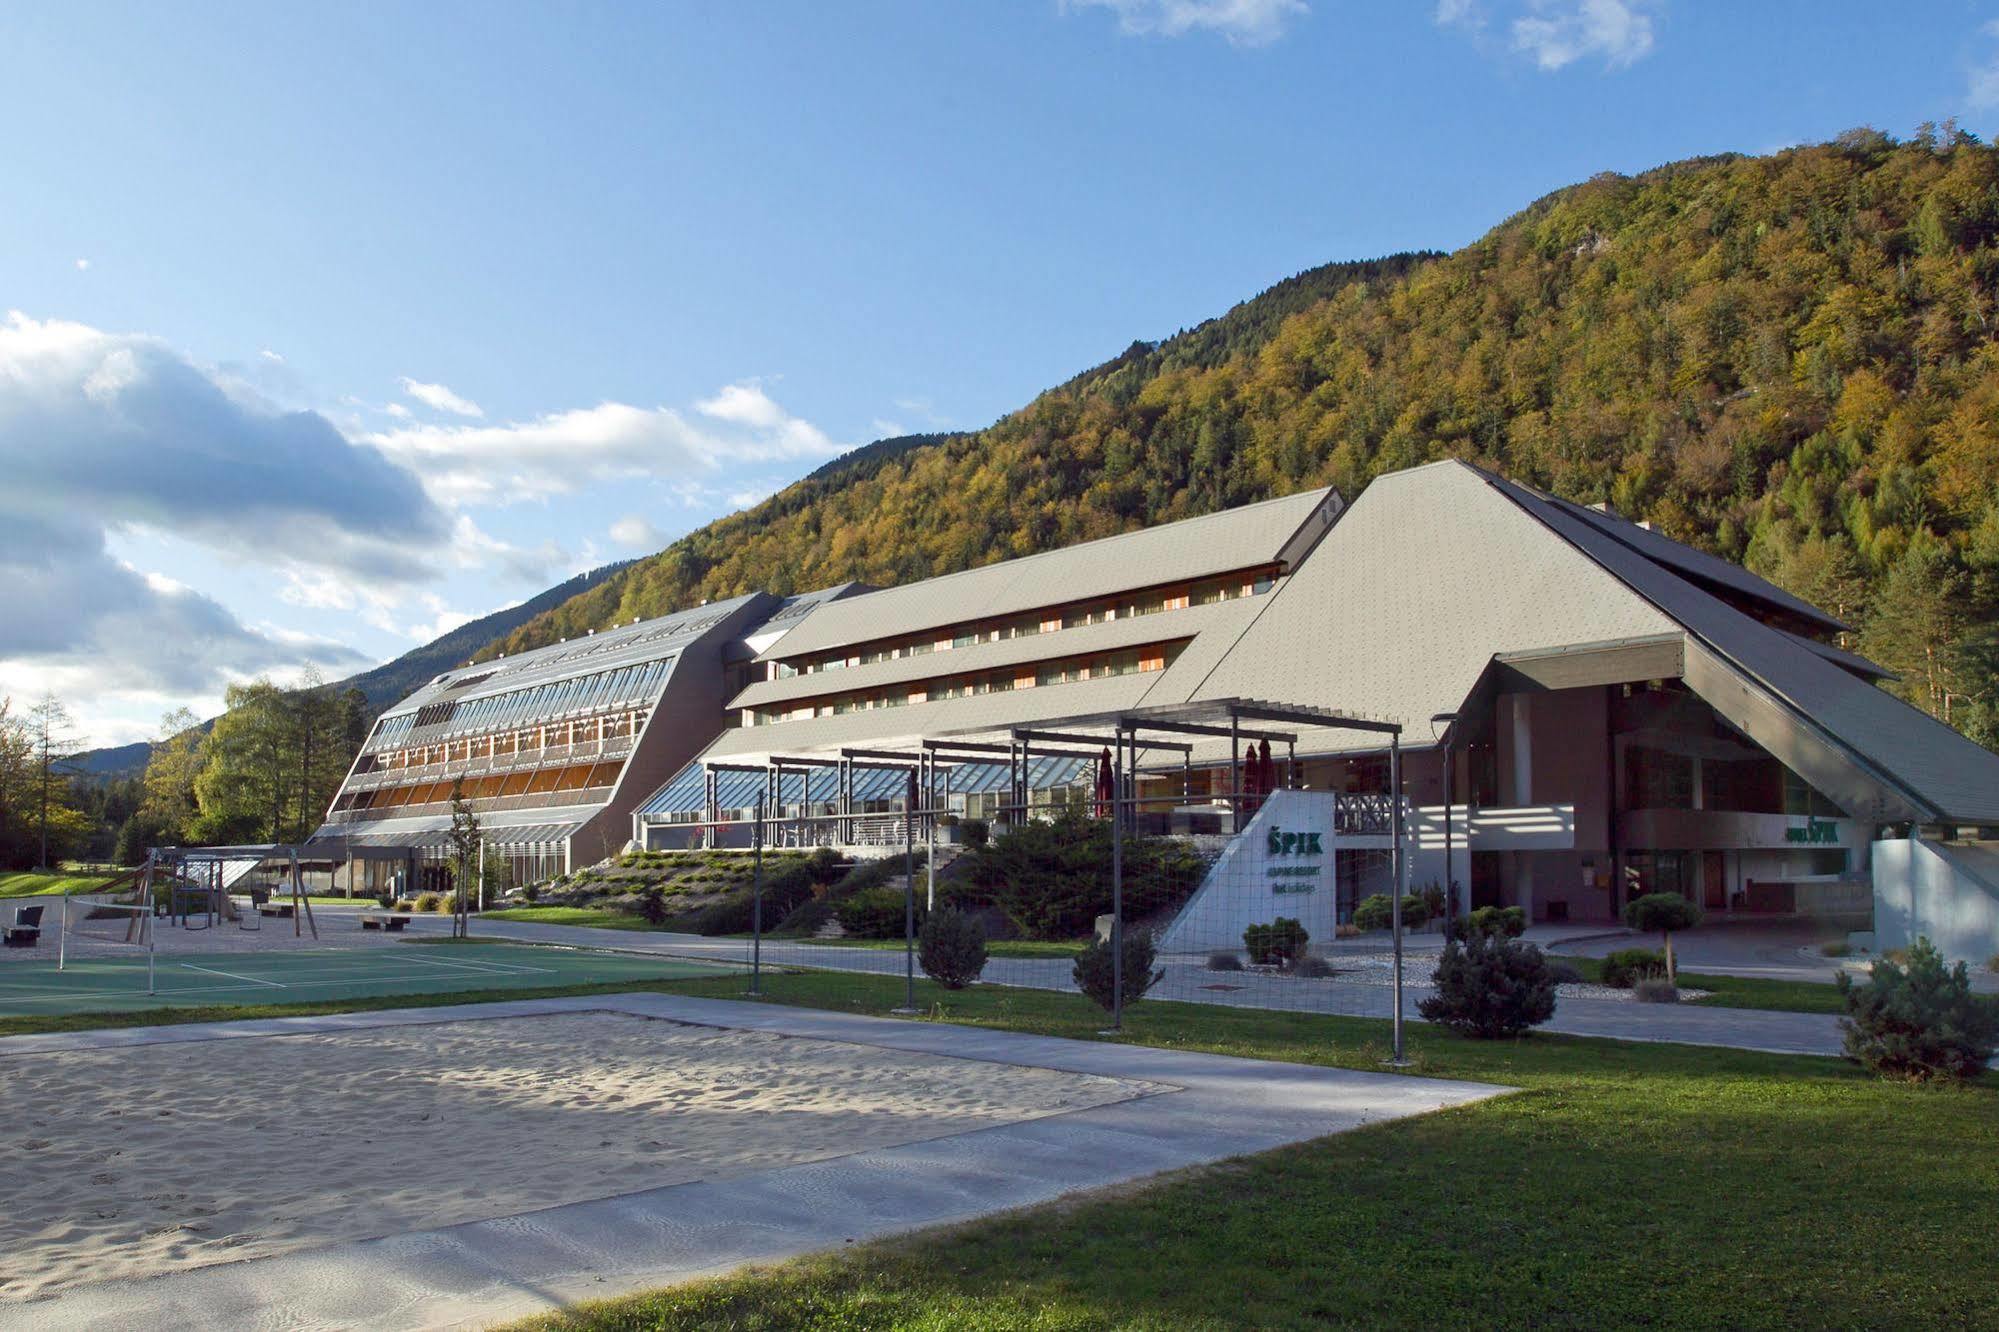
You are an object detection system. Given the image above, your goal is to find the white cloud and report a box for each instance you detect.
[871,418,908,438]
[383,401,412,419]
[1067,0,1307,47]
[728,484,778,510]
[260,348,285,363]
[1508,0,1654,71]
[609,514,666,550]
[368,383,842,509]
[1970,20,1999,108]
[399,376,484,418]
[0,311,447,714]
[74,258,90,272]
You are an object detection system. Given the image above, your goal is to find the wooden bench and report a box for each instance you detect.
[258,902,296,918]
[359,913,411,932]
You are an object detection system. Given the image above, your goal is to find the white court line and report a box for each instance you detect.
[179,962,287,988]
[391,953,556,977]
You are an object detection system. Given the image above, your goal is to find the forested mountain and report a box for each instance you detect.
[485,129,1999,747]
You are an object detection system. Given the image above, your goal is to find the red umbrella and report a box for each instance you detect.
[1258,740,1278,804]
[1094,747,1114,819]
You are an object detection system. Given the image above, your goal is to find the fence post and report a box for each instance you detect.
[1108,765,1124,1034]
[1388,734,1408,1066]
[895,767,918,1013]
[748,789,764,996]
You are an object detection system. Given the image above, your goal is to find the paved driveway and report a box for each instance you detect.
[407,914,1855,1059]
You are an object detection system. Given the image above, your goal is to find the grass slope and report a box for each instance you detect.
[0,870,126,899]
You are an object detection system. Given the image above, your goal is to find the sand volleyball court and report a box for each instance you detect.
[0,1011,1154,1302]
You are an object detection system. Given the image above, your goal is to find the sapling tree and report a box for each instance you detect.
[1623,892,1702,984]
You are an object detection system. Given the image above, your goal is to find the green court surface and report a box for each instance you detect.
[0,942,732,1017]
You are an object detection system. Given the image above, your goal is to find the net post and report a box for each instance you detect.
[58,893,68,972]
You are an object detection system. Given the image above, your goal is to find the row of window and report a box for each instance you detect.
[357,709,645,775]
[752,643,1182,727]
[331,761,622,813]
[370,656,677,752]
[772,570,1274,679]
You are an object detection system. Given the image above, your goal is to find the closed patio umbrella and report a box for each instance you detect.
[1094,746,1114,819]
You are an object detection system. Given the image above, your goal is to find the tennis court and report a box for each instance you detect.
[0,941,734,1017]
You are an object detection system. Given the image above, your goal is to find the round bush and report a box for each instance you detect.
[1838,936,1999,1082]
[1073,927,1163,1015]
[1417,935,1558,1038]
[1353,893,1430,932]
[1243,917,1309,967]
[918,907,989,989]
[1601,947,1667,988]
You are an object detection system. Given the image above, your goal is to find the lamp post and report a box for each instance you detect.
[1430,711,1459,939]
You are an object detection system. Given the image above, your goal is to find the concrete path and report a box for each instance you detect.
[390,914,1857,1059]
[10,993,1506,1331]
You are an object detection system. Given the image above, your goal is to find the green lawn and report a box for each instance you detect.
[479,906,664,930]
[0,870,127,899]
[503,969,1996,1331]
[1562,955,1847,1014]
[747,934,1090,959]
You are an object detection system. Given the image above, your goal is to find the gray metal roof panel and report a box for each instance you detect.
[1185,461,1679,743]
[754,488,1338,662]
[1487,472,1999,823]
[383,592,766,719]
[1538,492,1850,633]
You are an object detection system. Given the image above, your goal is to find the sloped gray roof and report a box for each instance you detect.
[1484,470,1999,823]
[755,488,1339,662]
[1536,491,1850,634]
[1186,461,1679,747]
[386,591,768,718]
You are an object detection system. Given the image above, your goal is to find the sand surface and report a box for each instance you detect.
[0,1012,1153,1302]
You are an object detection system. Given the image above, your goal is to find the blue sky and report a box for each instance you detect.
[4,0,1998,746]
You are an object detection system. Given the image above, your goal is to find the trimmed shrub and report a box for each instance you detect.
[1417,935,1558,1039]
[918,908,988,989]
[1837,936,1999,1082]
[1601,947,1667,988]
[1353,893,1430,933]
[1293,955,1336,979]
[836,884,920,939]
[1632,977,1680,1004]
[1207,950,1243,972]
[1458,905,1526,940]
[1072,927,1163,1014]
[1624,891,1703,982]
[1243,917,1310,967]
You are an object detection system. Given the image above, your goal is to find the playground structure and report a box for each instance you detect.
[148,845,319,938]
